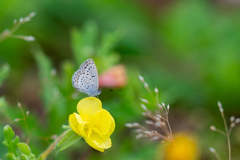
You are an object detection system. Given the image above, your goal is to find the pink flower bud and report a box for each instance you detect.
[99,65,127,88]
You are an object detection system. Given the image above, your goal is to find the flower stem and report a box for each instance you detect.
[38,129,71,160]
[220,111,231,160]
[214,150,222,160]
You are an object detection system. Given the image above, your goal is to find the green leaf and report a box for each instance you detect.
[71,20,99,66]
[19,154,27,160]
[58,61,75,94]
[2,125,36,160]
[56,129,81,152]
[17,142,31,156]
[29,153,36,159]
[33,50,66,116]
[33,50,53,84]
[0,96,7,109]
[3,125,19,156]
[0,63,10,86]
[97,31,121,57]
[6,153,16,160]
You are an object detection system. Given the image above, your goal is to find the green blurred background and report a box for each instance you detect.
[1,0,240,159]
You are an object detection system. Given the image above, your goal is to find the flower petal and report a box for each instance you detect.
[89,109,112,136]
[77,97,102,120]
[84,132,112,152]
[106,115,115,137]
[69,113,81,135]
[69,113,86,136]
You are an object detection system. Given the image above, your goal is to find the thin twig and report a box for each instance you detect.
[38,129,70,160]
[166,120,173,141]
[215,129,227,136]
[0,12,35,43]
[17,102,31,144]
[220,111,231,160]
[214,151,222,160]
[228,125,233,135]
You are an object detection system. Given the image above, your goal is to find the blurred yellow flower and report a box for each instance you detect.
[162,132,199,160]
[69,97,115,152]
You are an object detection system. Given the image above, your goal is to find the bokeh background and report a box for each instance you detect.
[1,0,240,159]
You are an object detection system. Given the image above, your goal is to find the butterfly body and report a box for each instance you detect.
[72,59,101,97]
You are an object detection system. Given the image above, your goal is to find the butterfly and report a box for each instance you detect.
[72,59,101,97]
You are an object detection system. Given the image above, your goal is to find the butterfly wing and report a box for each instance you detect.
[72,59,100,97]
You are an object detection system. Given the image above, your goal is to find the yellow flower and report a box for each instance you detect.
[160,132,200,160]
[69,97,115,152]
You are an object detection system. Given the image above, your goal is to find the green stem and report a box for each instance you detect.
[0,20,25,43]
[38,129,71,160]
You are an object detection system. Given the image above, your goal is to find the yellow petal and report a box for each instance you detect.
[69,113,85,136]
[77,97,102,120]
[69,113,81,135]
[89,109,112,136]
[84,132,112,152]
[106,115,115,137]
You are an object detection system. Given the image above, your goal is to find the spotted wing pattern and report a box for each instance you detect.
[72,59,101,97]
